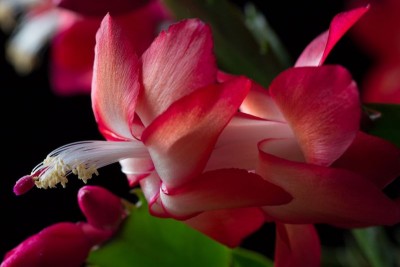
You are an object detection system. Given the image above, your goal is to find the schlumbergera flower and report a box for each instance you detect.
[13,7,400,265]
[15,15,293,247]
[0,0,171,95]
[2,185,126,267]
[346,0,400,103]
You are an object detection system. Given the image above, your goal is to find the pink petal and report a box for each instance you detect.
[270,66,361,166]
[184,207,266,248]
[137,18,217,125]
[91,13,141,141]
[295,6,369,67]
[142,77,251,189]
[1,222,97,267]
[51,1,170,96]
[258,139,400,226]
[159,168,292,219]
[274,223,321,267]
[333,132,400,189]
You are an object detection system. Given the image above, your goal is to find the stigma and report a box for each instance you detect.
[14,140,149,195]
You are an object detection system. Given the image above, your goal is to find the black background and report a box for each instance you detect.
[0,0,371,262]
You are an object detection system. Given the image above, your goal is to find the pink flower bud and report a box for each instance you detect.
[78,185,126,231]
[1,222,98,267]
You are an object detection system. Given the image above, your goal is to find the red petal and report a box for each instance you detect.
[270,66,361,166]
[184,207,266,248]
[159,168,292,219]
[258,139,400,225]
[92,14,141,141]
[333,132,400,189]
[274,223,321,267]
[295,6,369,67]
[142,77,251,189]
[137,18,217,125]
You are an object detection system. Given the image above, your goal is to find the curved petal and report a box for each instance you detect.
[137,18,217,125]
[295,6,369,67]
[332,132,400,189]
[160,168,292,219]
[142,77,251,189]
[92,13,141,141]
[184,207,266,248]
[138,172,167,217]
[270,66,361,166]
[205,113,294,172]
[274,223,321,267]
[258,139,400,225]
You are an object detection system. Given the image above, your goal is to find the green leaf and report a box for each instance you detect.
[162,0,290,87]
[363,103,400,147]
[87,190,273,267]
[351,227,396,267]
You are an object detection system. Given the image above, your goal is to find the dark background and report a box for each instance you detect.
[0,0,371,262]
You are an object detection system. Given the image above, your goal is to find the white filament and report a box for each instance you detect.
[31,140,150,189]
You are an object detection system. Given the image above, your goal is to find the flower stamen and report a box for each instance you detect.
[15,140,149,194]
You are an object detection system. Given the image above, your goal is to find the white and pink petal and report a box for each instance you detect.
[92,14,141,141]
[137,18,217,125]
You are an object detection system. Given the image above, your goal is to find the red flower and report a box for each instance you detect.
[348,0,400,103]
[0,0,170,95]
